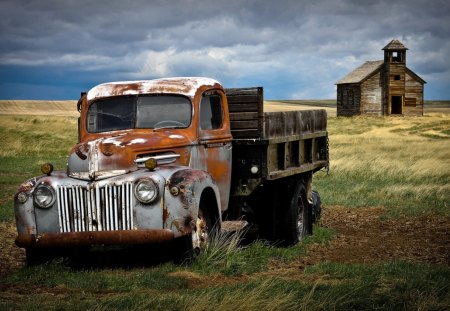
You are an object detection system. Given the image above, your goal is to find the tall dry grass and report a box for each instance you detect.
[315,113,450,215]
[0,115,77,158]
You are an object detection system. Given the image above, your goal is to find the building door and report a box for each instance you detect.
[391,96,403,114]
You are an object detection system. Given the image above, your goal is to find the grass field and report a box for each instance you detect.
[0,101,449,310]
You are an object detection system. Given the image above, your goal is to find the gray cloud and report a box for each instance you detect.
[1,0,449,99]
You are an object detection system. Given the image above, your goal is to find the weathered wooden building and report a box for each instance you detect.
[336,40,426,116]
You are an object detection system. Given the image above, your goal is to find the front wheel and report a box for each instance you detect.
[282,180,313,245]
[174,208,214,264]
[192,209,211,255]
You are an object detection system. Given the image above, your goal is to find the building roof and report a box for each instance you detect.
[383,39,408,50]
[406,67,427,84]
[336,60,384,84]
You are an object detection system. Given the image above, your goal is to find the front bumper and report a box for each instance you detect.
[16,229,175,249]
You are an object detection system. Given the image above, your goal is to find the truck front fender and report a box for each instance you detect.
[164,168,221,237]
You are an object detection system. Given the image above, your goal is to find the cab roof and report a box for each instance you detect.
[87,77,222,101]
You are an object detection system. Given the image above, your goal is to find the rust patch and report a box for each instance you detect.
[170,219,184,234]
[163,208,170,223]
[16,180,35,194]
[111,83,140,95]
[74,143,88,160]
[15,229,175,248]
[184,215,194,231]
[100,142,115,156]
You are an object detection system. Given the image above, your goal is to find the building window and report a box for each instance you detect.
[345,90,354,107]
[392,51,402,62]
[394,75,401,81]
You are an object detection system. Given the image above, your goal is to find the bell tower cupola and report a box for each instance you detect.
[383,39,408,64]
[382,39,408,115]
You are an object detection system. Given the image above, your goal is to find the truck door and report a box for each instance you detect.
[197,90,233,212]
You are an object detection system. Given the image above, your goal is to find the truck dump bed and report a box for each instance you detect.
[225,87,328,183]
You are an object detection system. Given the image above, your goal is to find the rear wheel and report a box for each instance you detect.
[311,190,322,223]
[281,180,313,245]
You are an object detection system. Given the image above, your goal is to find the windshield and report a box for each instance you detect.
[87,95,192,133]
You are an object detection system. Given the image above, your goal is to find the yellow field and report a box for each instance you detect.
[0,100,77,116]
[1,99,447,118]
[323,114,450,213]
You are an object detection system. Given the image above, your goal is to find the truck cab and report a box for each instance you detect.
[15,78,232,260]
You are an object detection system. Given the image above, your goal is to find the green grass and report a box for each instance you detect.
[190,226,334,276]
[0,115,76,221]
[1,113,449,310]
[302,261,450,310]
[2,260,448,310]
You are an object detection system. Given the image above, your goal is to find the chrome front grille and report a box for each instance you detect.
[57,183,134,233]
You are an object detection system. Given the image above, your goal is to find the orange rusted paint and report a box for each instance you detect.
[16,229,175,248]
[75,78,231,186]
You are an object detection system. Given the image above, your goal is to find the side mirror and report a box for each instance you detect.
[77,92,86,143]
[77,92,86,112]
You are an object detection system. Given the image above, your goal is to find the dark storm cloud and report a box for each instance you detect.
[0,0,449,99]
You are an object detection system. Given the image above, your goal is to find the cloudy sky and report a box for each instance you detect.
[1,0,449,100]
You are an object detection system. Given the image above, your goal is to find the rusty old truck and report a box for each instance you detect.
[14,77,329,263]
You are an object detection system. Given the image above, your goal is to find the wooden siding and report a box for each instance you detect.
[404,71,424,116]
[336,84,361,116]
[387,63,406,96]
[225,87,264,139]
[360,70,383,115]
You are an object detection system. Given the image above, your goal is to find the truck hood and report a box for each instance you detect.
[67,132,193,181]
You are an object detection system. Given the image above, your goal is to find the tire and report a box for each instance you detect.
[191,207,215,255]
[311,190,322,223]
[281,180,313,245]
[175,199,217,264]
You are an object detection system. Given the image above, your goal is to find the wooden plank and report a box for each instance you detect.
[264,111,284,138]
[230,120,259,129]
[231,129,261,138]
[229,112,259,121]
[405,98,417,107]
[226,87,264,139]
[227,95,261,103]
[267,131,328,144]
[267,161,329,180]
[228,103,259,112]
[225,87,262,96]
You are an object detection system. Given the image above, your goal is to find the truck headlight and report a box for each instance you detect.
[134,179,158,204]
[34,184,56,208]
[250,165,259,174]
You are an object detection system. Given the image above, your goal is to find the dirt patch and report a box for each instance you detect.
[0,222,25,278]
[283,206,450,270]
[1,206,449,280]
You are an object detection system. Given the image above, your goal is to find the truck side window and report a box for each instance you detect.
[200,94,223,130]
